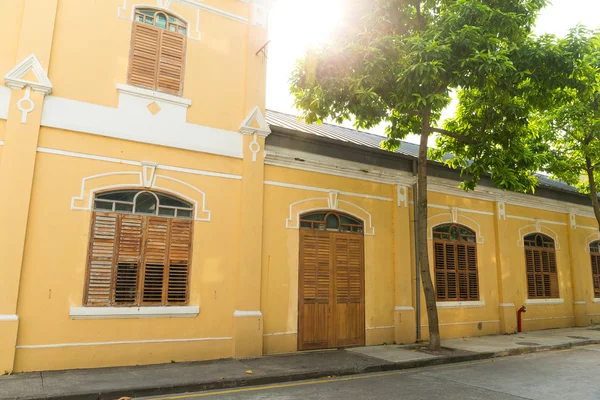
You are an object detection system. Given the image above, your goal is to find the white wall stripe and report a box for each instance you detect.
[394,306,415,311]
[421,320,500,327]
[263,332,297,337]
[0,140,4,146]
[0,84,10,120]
[37,147,242,180]
[0,314,18,321]
[233,310,262,317]
[429,204,494,216]
[365,325,395,330]
[16,336,232,349]
[499,303,515,307]
[264,180,393,202]
[506,215,567,226]
[522,316,574,321]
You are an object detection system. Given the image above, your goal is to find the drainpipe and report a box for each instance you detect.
[412,159,421,340]
[517,305,527,333]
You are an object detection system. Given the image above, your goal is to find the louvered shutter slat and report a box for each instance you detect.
[142,217,169,304]
[168,219,192,303]
[85,213,118,306]
[157,31,186,95]
[129,24,160,89]
[114,215,144,304]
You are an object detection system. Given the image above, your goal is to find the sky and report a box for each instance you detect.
[265,0,600,143]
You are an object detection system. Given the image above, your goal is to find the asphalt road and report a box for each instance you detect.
[140,344,600,400]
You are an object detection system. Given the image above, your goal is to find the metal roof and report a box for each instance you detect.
[265,109,579,195]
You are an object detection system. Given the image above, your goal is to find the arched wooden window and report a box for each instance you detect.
[524,233,558,298]
[128,8,187,95]
[590,241,600,298]
[84,189,193,307]
[432,224,478,301]
[300,211,364,234]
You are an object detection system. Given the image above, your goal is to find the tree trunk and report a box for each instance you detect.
[586,157,600,230]
[418,109,441,351]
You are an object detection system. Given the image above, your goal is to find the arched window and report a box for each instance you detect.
[128,8,187,95]
[299,211,364,233]
[84,189,193,307]
[590,241,600,298]
[432,224,479,301]
[524,233,558,298]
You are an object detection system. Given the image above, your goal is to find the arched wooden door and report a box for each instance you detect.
[298,211,365,350]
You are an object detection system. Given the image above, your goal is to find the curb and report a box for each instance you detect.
[19,340,600,400]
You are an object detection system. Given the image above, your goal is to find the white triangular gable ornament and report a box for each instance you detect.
[4,54,53,95]
[239,106,271,137]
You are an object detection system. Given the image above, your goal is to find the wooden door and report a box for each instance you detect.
[298,215,365,351]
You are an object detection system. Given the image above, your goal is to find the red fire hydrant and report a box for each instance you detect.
[517,305,526,332]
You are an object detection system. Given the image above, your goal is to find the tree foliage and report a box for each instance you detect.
[290,0,551,349]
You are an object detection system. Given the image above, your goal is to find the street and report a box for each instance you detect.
[140,344,600,400]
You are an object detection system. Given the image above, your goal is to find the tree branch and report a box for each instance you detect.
[430,127,477,144]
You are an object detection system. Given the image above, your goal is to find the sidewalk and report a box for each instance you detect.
[2,326,600,400]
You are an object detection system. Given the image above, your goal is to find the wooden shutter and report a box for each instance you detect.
[525,248,536,297]
[113,214,144,304]
[434,239,478,301]
[167,219,192,304]
[156,31,186,95]
[298,231,331,350]
[592,252,600,298]
[128,23,161,90]
[142,217,169,304]
[85,213,118,306]
[525,247,558,298]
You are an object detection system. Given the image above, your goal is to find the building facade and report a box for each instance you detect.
[1,0,599,374]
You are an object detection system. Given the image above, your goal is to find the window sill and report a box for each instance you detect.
[593,298,600,304]
[70,306,199,320]
[525,298,564,306]
[436,300,485,309]
[116,84,192,107]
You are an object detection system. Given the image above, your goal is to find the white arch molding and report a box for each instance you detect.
[70,169,211,221]
[584,231,600,253]
[285,196,375,236]
[428,212,485,244]
[517,223,561,250]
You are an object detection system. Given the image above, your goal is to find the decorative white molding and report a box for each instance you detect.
[574,301,587,305]
[365,325,394,331]
[516,223,562,250]
[394,306,414,311]
[497,201,506,220]
[264,147,415,186]
[429,204,494,216]
[436,300,485,309]
[16,86,35,123]
[233,310,262,317]
[16,336,231,349]
[0,85,10,120]
[499,303,515,307]
[593,298,600,304]
[263,331,297,336]
[328,191,339,210]
[397,185,408,207]
[525,298,565,305]
[584,231,600,253]
[283,196,376,236]
[506,215,567,226]
[239,106,271,137]
[428,212,485,244]
[116,84,191,107]
[264,180,392,202]
[141,161,158,187]
[569,210,577,229]
[70,306,199,319]
[249,132,261,162]
[41,94,243,159]
[0,141,4,146]
[4,54,52,94]
[0,314,19,321]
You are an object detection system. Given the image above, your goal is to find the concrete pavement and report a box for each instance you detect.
[139,344,600,399]
[1,326,600,400]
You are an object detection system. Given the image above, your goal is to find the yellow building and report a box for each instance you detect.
[0,0,599,374]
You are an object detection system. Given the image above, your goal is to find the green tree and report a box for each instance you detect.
[291,0,550,350]
[534,27,600,229]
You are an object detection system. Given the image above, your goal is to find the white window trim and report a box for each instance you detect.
[436,300,485,309]
[70,306,199,320]
[593,298,600,304]
[116,84,192,107]
[525,298,565,306]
